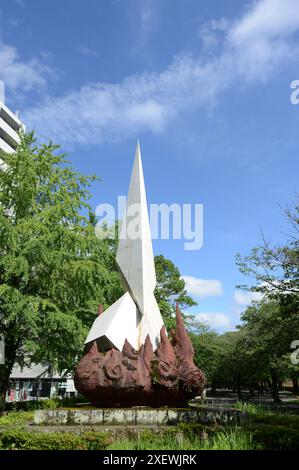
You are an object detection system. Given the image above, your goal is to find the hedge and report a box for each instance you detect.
[0,429,112,450]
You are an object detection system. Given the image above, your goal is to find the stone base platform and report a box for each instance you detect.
[34,407,246,427]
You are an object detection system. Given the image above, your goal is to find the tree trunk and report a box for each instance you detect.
[270,369,281,403]
[0,341,17,413]
[292,376,299,395]
[236,378,243,401]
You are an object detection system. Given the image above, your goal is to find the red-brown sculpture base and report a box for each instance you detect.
[74,306,206,407]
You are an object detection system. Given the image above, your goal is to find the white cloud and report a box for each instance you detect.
[131,0,157,52]
[24,84,171,147]
[182,276,223,298]
[78,46,97,57]
[230,0,299,43]
[12,0,26,7]
[197,18,229,50]
[195,312,232,331]
[0,41,49,93]
[22,0,299,146]
[227,0,299,81]
[234,290,263,306]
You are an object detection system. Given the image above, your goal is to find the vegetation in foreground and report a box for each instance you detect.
[0,403,299,450]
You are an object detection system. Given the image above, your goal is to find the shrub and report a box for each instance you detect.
[0,411,34,427]
[0,429,112,450]
[4,396,87,412]
[247,424,299,450]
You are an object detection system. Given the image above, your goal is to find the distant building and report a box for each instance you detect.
[6,364,76,403]
[0,81,25,157]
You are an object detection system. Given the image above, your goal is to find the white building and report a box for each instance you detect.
[0,82,25,157]
[7,364,76,402]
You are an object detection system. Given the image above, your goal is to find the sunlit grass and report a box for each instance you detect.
[0,411,34,427]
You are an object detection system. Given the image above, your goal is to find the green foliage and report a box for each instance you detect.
[248,424,299,450]
[0,133,123,407]
[1,409,298,450]
[202,428,254,450]
[0,429,111,450]
[106,427,254,450]
[246,413,299,450]
[5,398,60,412]
[190,329,222,384]
[236,197,299,297]
[0,411,34,427]
[234,402,270,416]
[4,395,88,412]
[154,254,196,329]
[106,433,203,450]
[191,297,299,399]
[230,197,299,399]
[239,299,299,400]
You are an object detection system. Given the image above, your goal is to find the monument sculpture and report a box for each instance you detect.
[74,143,205,406]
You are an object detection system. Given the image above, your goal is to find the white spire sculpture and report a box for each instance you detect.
[85,143,165,351]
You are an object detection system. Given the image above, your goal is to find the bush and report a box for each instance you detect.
[5,396,87,412]
[0,411,34,427]
[247,424,299,450]
[0,429,112,450]
[244,413,299,450]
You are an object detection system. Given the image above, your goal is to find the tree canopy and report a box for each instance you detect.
[236,198,299,297]
[190,198,299,401]
[0,134,122,409]
[154,254,196,329]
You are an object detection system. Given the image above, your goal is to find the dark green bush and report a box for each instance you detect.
[244,413,299,450]
[251,414,299,427]
[247,424,299,450]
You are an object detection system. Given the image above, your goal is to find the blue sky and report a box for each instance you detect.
[0,0,298,332]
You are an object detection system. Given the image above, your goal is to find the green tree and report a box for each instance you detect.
[236,197,299,297]
[0,134,122,410]
[190,325,221,389]
[205,331,253,399]
[240,299,299,401]
[154,254,196,329]
[236,197,299,397]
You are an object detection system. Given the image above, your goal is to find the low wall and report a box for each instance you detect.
[34,406,246,426]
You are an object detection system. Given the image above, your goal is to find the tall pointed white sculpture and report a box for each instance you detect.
[85,143,164,351]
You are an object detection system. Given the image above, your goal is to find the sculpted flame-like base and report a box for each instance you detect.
[74,306,206,407]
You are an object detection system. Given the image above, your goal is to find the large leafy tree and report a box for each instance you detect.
[236,198,299,297]
[236,197,299,398]
[240,299,299,401]
[190,325,221,390]
[0,134,122,410]
[154,254,197,329]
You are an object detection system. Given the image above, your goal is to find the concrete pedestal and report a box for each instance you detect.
[34,407,246,427]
